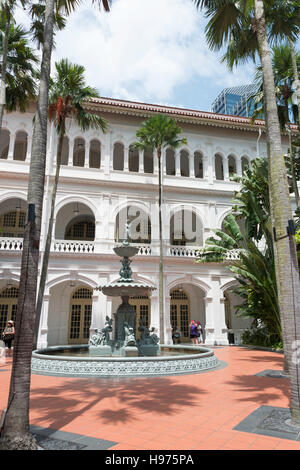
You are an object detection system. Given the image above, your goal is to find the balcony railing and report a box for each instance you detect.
[0,238,23,251]
[0,237,241,260]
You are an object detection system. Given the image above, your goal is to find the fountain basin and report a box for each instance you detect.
[31,345,219,378]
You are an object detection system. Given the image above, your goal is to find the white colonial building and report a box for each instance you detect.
[0,97,291,348]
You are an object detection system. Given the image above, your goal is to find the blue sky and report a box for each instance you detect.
[15,0,298,113]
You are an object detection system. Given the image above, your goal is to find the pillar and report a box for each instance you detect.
[175,149,181,176]
[37,291,50,349]
[68,139,74,166]
[190,153,195,178]
[223,155,229,181]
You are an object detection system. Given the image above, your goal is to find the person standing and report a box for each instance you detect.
[2,320,15,357]
[190,320,198,345]
[197,322,203,344]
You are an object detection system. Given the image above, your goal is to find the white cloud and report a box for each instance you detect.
[14,0,256,108]
[52,0,254,104]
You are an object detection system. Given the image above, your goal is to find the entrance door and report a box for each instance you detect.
[0,286,18,334]
[170,289,190,342]
[129,295,150,339]
[68,287,92,344]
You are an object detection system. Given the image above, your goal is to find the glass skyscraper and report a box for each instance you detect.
[212,84,258,117]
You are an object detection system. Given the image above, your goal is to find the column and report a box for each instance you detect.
[68,139,74,166]
[26,134,32,162]
[164,292,172,345]
[175,149,181,176]
[236,157,242,176]
[104,129,111,175]
[209,275,229,345]
[205,144,214,184]
[124,146,129,172]
[84,142,89,168]
[7,132,15,160]
[140,150,144,173]
[37,291,50,349]
[190,152,195,178]
[223,155,229,181]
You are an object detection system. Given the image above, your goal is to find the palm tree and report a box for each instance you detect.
[250,44,300,128]
[197,158,281,346]
[193,0,300,424]
[0,0,111,451]
[134,115,187,344]
[33,58,107,348]
[0,19,38,113]
[0,1,17,130]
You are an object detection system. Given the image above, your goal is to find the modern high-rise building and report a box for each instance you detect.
[212,84,258,117]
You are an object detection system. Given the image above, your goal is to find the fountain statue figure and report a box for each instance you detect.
[123,321,137,347]
[138,316,159,345]
[91,316,112,346]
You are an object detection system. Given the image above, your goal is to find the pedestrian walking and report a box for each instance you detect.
[190,320,198,345]
[197,322,203,344]
[2,320,15,357]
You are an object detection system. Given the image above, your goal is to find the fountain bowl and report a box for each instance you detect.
[113,245,139,258]
[31,345,219,378]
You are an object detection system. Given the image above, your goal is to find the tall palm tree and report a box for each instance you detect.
[0,0,18,130]
[0,19,38,113]
[193,0,300,424]
[0,0,111,451]
[134,115,187,344]
[33,58,107,348]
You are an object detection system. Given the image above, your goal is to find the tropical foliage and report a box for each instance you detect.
[0,16,38,112]
[197,158,281,344]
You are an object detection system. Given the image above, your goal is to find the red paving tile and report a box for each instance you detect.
[1,347,300,450]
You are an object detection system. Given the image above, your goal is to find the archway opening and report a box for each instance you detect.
[115,205,151,244]
[0,198,26,238]
[170,209,203,246]
[55,202,95,241]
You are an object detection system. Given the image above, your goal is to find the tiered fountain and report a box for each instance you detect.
[32,222,219,378]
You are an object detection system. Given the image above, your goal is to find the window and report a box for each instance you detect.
[73,138,85,167]
[89,140,101,169]
[65,217,95,241]
[0,210,26,237]
[113,143,124,170]
[13,131,28,161]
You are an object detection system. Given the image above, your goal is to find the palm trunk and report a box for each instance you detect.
[288,37,300,130]
[255,0,300,425]
[0,0,55,450]
[158,147,164,344]
[287,126,299,208]
[0,4,11,131]
[33,128,64,349]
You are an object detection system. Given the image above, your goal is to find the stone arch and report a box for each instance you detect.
[194,150,203,178]
[169,205,204,246]
[180,149,189,177]
[73,137,85,167]
[128,144,139,172]
[54,196,97,220]
[60,135,69,165]
[166,148,175,175]
[13,130,28,161]
[54,200,96,240]
[89,139,101,169]
[215,153,224,180]
[113,141,124,171]
[228,154,237,175]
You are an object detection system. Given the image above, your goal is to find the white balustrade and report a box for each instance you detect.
[0,238,23,251]
[169,245,199,257]
[53,240,95,253]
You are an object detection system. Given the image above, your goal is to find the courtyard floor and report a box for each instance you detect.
[1,346,300,450]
